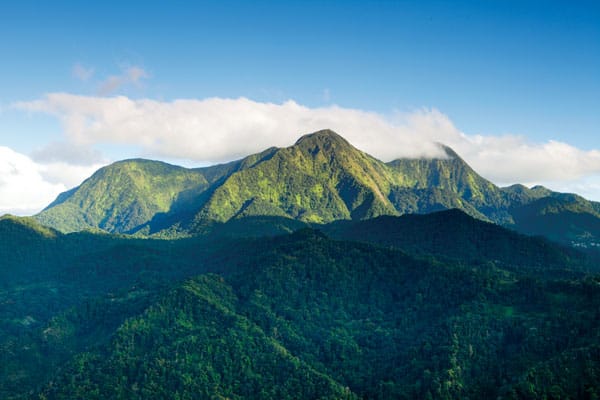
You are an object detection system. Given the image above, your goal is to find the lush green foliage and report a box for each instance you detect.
[35,159,209,234]
[323,209,595,277]
[7,130,600,398]
[39,275,356,400]
[510,194,600,248]
[1,213,600,398]
[34,130,600,247]
[387,145,506,219]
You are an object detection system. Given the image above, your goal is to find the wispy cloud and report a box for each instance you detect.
[13,94,600,201]
[97,66,149,95]
[31,141,106,166]
[72,63,95,81]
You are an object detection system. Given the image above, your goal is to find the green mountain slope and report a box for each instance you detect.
[0,215,61,285]
[387,145,508,221]
[190,130,399,226]
[38,274,356,400]
[508,193,600,247]
[33,129,600,247]
[35,159,209,233]
[323,209,593,277]
[0,216,219,397]
[4,228,595,399]
[0,214,59,239]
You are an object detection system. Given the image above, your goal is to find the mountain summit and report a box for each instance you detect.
[34,130,600,245]
[190,129,398,226]
[295,128,348,145]
[35,159,208,233]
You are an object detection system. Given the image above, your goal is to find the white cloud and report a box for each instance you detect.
[12,93,600,201]
[38,161,105,189]
[72,63,95,81]
[31,141,106,166]
[0,147,66,215]
[547,175,600,202]
[14,93,450,162]
[98,66,149,95]
[450,136,600,186]
[0,146,105,216]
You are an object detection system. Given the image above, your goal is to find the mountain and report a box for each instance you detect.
[386,144,508,221]
[1,221,598,399]
[0,214,59,240]
[509,193,600,247]
[323,209,594,278]
[189,130,399,226]
[35,130,403,234]
[5,131,600,398]
[35,159,209,233]
[0,215,62,285]
[34,129,600,246]
[37,274,357,400]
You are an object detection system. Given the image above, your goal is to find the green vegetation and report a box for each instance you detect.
[387,145,506,218]
[509,194,600,248]
[323,209,594,278]
[1,211,600,398]
[33,130,600,247]
[12,129,599,398]
[38,275,356,400]
[192,130,399,226]
[35,159,209,234]
[1,130,597,398]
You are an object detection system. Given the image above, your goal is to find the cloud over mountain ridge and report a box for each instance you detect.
[3,94,600,216]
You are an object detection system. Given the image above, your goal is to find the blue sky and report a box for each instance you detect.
[0,1,599,214]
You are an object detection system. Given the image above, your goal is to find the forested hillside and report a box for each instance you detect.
[1,214,599,399]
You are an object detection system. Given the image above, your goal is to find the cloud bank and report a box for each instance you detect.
[16,93,600,183]
[13,94,465,162]
[0,145,105,216]
[4,94,600,215]
[0,147,65,215]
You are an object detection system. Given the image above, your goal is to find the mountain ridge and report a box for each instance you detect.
[2,213,598,399]
[33,129,600,247]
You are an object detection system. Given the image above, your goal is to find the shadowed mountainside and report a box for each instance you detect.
[1,214,599,399]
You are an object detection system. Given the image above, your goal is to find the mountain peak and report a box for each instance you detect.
[291,129,360,162]
[294,129,351,148]
[0,214,59,238]
[32,129,600,247]
[35,158,209,233]
[435,143,460,159]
